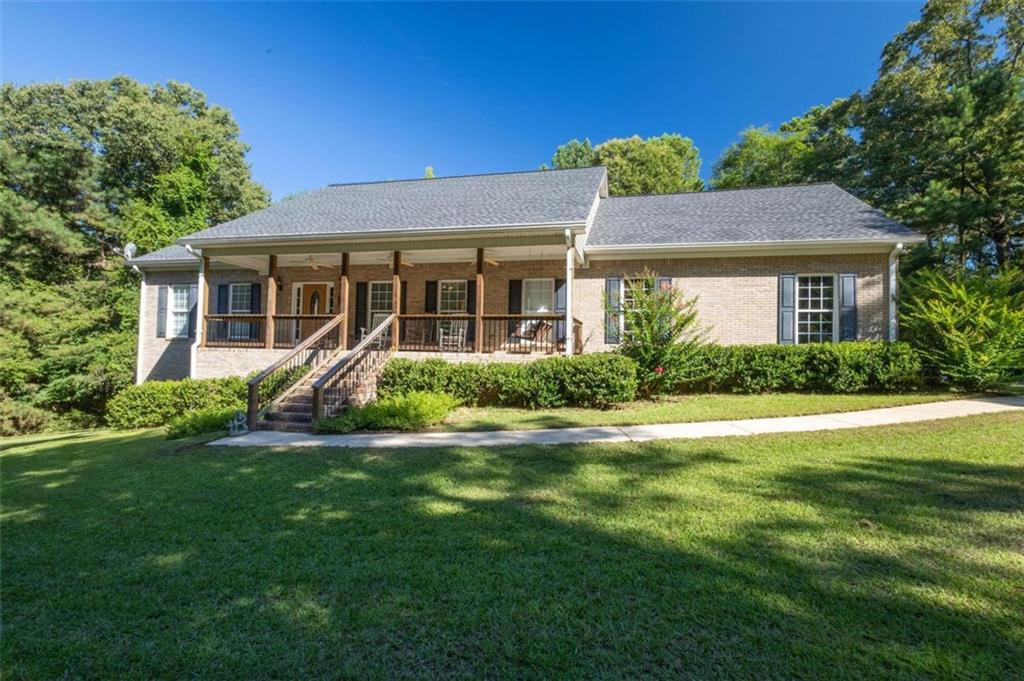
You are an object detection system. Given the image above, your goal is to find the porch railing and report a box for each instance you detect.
[245,313,346,430]
[392,314,574,355]
[204,314,337,349]
[312,314,395,421]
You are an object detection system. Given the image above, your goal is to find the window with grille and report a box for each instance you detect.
[523,279,554,313]
[438,280,467,314]
[369,281,393,316]
[168,285,191,338]
[797,275,836,344]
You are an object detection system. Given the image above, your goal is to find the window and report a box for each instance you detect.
[228,283,252,314]
[621,278,654,335]
[523,279,554,314]
[797,275,836,344]
[228,283,253,340]
[168,285,191,338]
[438,280,467,314]
[369,281,393,318]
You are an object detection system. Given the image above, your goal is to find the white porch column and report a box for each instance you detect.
[190,253,208,378]
[135,273,146,384]
[564,230,574,356]
[887,243,902,341]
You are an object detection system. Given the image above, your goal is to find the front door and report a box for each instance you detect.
[298,283,329,341]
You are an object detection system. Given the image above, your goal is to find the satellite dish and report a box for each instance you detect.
[124,242,137,260]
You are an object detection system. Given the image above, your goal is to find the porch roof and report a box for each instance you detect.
[177,167,607,246]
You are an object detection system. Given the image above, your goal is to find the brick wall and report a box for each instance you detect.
[575,253,889,352]
[194,347,293,379]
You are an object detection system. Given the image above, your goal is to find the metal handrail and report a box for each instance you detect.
[311,313,396,420]
[246,312,346,430]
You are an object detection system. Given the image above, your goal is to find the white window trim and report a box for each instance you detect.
[438,279,468,315]
[368,280,394,319]
[522,278,555,314]
[167,284,192,339]
[290,281,337,315]
[228,283,252,314]
[794,273,839,345]
[618,276,655,336]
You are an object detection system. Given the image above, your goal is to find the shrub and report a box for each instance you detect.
[0,399,53,437]
[378,354,637,409]
[106,377,247,429]
[314,391,459,434]
[615,270,705,398]
[670,341,921,394]
[165,407,239,440]
[902,268,1024,391]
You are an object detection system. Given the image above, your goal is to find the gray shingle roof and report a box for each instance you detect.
[588,183,921,247]
[181,167,607,243]
[127,244,197,266]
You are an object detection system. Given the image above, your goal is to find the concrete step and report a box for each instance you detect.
[256,419,312,433]
[264,410,313,424]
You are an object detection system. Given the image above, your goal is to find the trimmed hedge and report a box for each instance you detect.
[378,354,639,409]
[314,391,460,434]
[107,377,247,429]
[165,407,239,440]
[669,341,922,394]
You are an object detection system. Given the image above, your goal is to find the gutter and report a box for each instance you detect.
[177,220,589,248]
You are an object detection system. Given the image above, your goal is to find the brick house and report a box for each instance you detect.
[127,167,922,428]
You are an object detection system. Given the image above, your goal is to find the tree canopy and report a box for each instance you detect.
[708,0,1023,270]
[0,77,267,424]
[549,134,703,195]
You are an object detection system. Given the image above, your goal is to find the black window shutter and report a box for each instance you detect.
[250,283,262,313]
[554,278,566,342]
[778,274,796,345]
[605,277,622,344]
[839,273,857,341]
[216,284,229,314]
[187,285,198,338]
[156,285,168,338]
[425,281,438,314]
[465,280,476,342]
[508,280,522,314]
[355,282,368,331]
[400,283,408,314]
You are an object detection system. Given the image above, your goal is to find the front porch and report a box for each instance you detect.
[195,242,584,359]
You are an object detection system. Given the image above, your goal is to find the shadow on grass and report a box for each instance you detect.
[2,419,1022,679]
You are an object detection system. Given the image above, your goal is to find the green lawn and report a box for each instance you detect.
[2,413,1022,679]
[442,391,965,431]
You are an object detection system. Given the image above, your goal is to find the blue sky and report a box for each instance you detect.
[3,2,921,200]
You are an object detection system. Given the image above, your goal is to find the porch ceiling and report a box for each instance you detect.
[209,244,568,271]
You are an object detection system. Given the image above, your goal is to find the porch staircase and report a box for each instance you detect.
[248,313,395,433]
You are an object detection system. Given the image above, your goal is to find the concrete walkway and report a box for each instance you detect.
[210,396,1024,449]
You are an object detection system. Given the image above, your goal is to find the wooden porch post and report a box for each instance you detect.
[265,255,277,349]
[391,250,401,350]
[339,252,350,350]
[200,255,210,348]
[475,248,484,353]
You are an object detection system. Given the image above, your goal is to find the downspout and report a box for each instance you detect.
[564,228,575,356]
[135,269,146,384]
[187,245,205,378]
[888,243,903,341]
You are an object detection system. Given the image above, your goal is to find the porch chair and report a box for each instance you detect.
[507,319,552,353]
[438,319,468,351]
[360,313,392,348]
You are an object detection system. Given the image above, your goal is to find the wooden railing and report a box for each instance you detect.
[204,314,336,349]
[312,314,395,421]
[271,315,335,348]
[205,314,266,348]
[246,313,346,430]
[397,314,475,353]
[392,314,573,354]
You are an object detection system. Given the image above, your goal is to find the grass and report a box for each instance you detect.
[442,391,967,431]
[2,412,1023,679]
